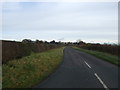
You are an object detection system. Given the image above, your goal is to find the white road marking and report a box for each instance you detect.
[94,73,109,90]
[84,61,91,68]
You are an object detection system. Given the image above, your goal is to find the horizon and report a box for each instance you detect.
[0,39,120,45]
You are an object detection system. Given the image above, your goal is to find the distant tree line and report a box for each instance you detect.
[2,39,63,64]
[2,39,119,63]
[77,41,119,56]
[21,39,120,56]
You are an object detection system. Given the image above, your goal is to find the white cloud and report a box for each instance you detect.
[2,2,22,11]
[2,2,118,43]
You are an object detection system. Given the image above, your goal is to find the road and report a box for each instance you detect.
[34,47,118,89]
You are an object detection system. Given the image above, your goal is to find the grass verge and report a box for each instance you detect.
[3,47,64,88]
[73,47,120,66]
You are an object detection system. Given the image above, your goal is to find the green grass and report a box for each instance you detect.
[0,65,2,89]
[73,47,120,66]
[3,47,64,88]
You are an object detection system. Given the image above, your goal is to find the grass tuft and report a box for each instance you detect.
[3,47,64,88]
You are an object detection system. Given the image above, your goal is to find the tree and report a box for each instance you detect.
[35,40,43,43]
[22,39,32,43]
[76,39,82,43]
[76,39,85,45]
[50,40,56,44]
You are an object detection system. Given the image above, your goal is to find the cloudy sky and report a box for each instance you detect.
[1,1,118,43]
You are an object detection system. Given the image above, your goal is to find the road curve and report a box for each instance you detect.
[34,47,118,88]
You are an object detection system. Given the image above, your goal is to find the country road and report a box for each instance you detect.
[34,47,118,88]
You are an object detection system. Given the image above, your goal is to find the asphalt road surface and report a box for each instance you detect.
[34,47,118,89]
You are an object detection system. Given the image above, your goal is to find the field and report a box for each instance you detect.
[2,47,64,88]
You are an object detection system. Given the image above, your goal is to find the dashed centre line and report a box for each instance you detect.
[84,61,91,68]
[94,73,109,90]
[84,61,109,90]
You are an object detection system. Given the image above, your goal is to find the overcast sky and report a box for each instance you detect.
[1,2,118,43]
